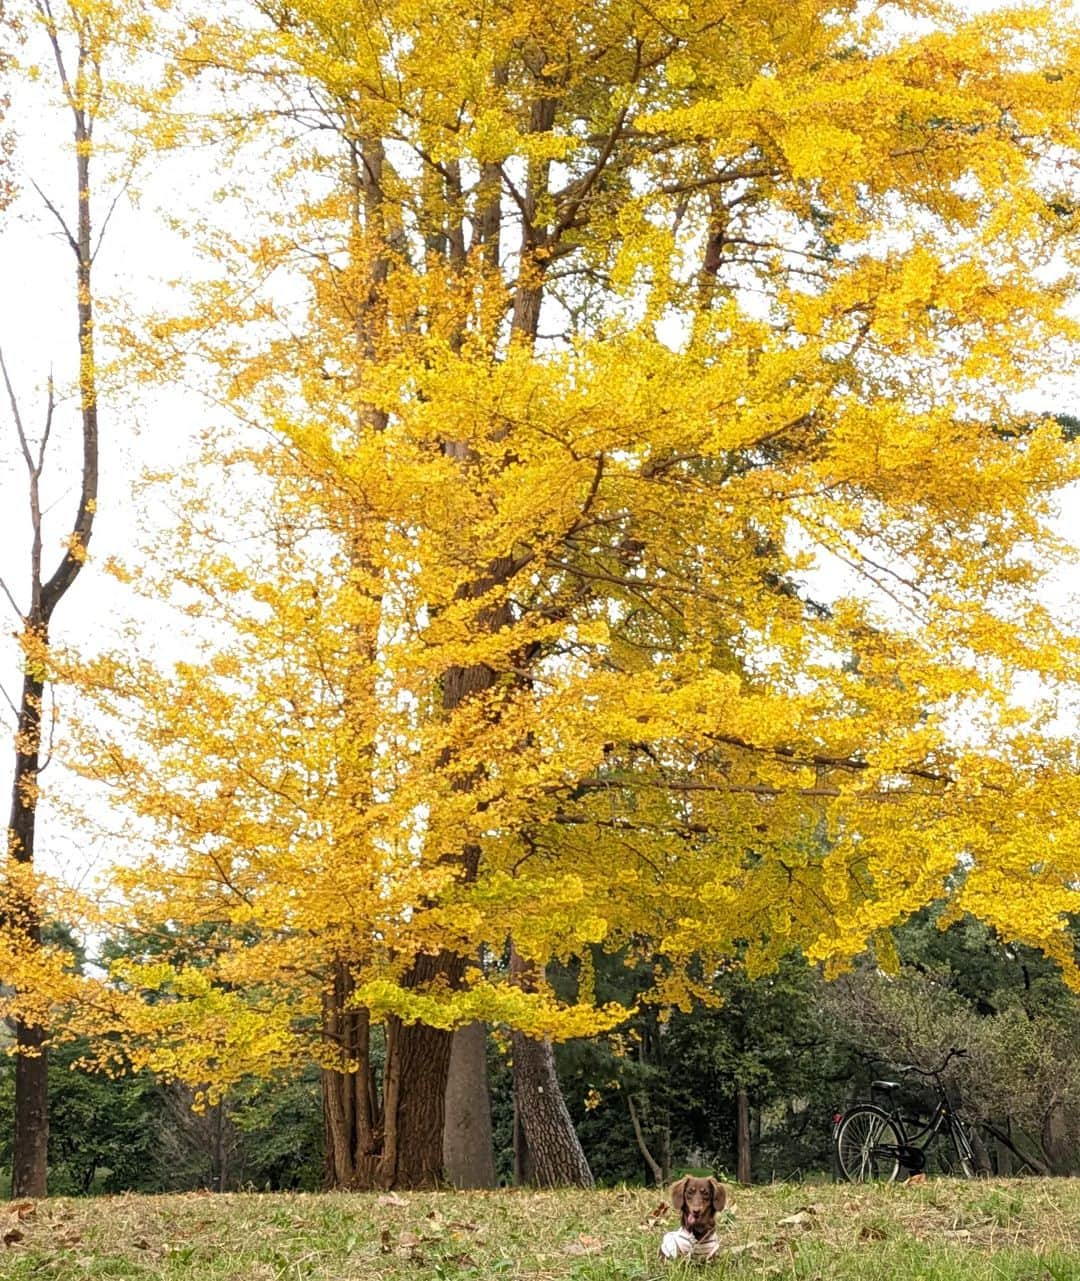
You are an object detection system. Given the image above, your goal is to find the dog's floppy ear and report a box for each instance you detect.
[707,1178,727,1212]
[668,1177,689,1210]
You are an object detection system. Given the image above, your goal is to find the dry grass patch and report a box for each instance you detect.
[1,1179,1079,1279]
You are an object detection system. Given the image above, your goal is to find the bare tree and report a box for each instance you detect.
[3,0,103,1198]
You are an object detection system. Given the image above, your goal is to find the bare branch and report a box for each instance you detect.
[29,177,78,256]
[0,574,21,619]
[0,678,18,721]
[91,175,131,264]
[0,344,35,474]
[36,373,55,473]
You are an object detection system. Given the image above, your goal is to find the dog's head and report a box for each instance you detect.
[669,1176,727,1239]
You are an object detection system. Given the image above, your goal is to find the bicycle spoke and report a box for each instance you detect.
[836,1106,901,1184]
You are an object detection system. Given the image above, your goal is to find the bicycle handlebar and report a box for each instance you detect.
[895,1048,968,1079]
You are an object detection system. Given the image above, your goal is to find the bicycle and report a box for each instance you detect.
[833,1047,978,1183]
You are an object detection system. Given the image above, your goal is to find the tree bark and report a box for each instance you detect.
[736,1089,752,1185]
[12,1019,47,1199]
[443,1022,496,1189]
[508,944,593,1188]
[511,1031,593,1188]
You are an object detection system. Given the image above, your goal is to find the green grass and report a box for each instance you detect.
[2,1180,1080,1279]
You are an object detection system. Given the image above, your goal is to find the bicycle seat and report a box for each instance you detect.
[872,1080,902,1092]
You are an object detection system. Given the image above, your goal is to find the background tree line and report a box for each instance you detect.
[6,906,1080,1196]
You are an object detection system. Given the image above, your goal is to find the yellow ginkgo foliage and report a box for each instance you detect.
[30,0,1080,1188]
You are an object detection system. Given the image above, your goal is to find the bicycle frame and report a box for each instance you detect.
[848,1047,975,1177]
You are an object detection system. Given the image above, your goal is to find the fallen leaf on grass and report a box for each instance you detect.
[561,1233,604,1256]
[859,1225,887,1241]
[11,1201,35,1221]
[777,1211,815,1230]
[3,1228,24,1248]
[639,1202,670,1230]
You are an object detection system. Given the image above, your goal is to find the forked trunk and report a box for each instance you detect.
[322,948,468,1189]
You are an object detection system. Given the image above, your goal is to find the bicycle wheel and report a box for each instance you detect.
[835,1105,903,1183]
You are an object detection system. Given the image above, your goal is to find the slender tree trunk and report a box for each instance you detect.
[627,1092,663,1186]
[659,1121,672,1184]
[736,1089,752,1186]
[443,1023,496,1189]
[8,663,48,1198]
[513,1094,534,1187]
[980,1118,1050,1177]
[12,1020,47,1198]
[5,12,101,1198]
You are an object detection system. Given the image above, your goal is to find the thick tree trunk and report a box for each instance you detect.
[736,1089,752,1186]
[322,944,469,1189]
[443,1023,496,1189]
[511,1030,593,1188]
[509,944,592,1188]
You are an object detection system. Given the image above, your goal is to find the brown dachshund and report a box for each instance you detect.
[659,1176,727,1261]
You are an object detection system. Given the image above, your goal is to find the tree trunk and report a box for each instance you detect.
[626,1092,663,1185]
[9,666,48,1199]
[508,944,592,1188]
[969,1123,993,1177]
[322,946,467,1190]
[5,16,101,1198]
[12,1021,47,1199]
[511,1031,593,1188]
[513,1093,533,1187]
[980,1118,1050,1177]
[443,1023,496,1189]
[994,1116,1014,1176]
[736,1088,752,1186]
[1042,1100,1071,1176]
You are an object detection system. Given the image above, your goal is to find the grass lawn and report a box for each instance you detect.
[2,1179,1079,1280]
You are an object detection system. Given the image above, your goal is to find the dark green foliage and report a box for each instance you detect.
[0,1040,163,1195]
[229,1067,324,1191]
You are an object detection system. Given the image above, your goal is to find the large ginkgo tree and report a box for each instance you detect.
[43,0,1080,1188]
